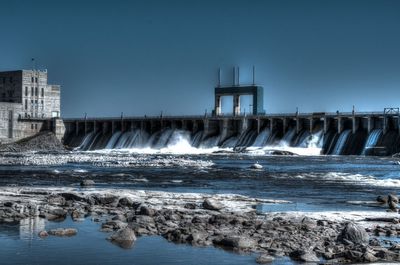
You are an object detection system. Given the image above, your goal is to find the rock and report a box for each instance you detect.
[71,210,85,221]
[184,202,197,209]
[38,230,48,237]
[203,199,223,211]
[80,179,95,186]
[256,254,275,264]
[290,250,320,263]
[118,197,135,207]
[250,163,263,169]
[48,228,77,237]
[93,194,119,206]
[48,195,66,206]
[388,194,399,204]
[102,220,128,230]
[4,202,13,207]
[362,249,379,262]
[46,207,67,220]
[213,236,256,250]
[138,205,155,216]
[388,194,398,211]
[59,192,87,202]
[108,227,136,248]
[338,223,369,245]
[376,195,388,204]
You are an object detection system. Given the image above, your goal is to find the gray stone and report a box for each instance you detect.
[256,254,275,264]
[48,228,77,237]
[108,227,136,248]
[203,199,223,211]
[338,223,369,245]
[80,179,95,186]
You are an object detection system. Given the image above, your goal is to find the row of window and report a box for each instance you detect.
[24,113,46,119]
[24,99,44,110]
[31,77,38,83]
[25,86,44,97]
[1,77,13,84]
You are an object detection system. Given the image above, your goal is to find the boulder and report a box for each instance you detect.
[213,236,256,250]
[38,230,48,237]
[118,197,135,207]
[256,254,275,264]
[338,223,369,245]
[138,205,155,216]
[108,227,136,248]
[203,199,223,211]
[290,250,320,263]
[80,179,95,187]
[48,195,66,206]
[48,228,77,237]
[376,195,388,204]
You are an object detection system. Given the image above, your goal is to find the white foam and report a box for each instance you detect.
[289,172,400,188]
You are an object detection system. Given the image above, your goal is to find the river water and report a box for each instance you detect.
[0,150,399,264]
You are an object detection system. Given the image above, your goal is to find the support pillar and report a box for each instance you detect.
[296,118,301,134]
[367,117,372,134]
[75,121,79,136]
[233,95,240,116]
[352,117,357,134]
[112,121,115,134]
[282,118,287,135]
[215,95,221,116]
[269,118,274,132]
[323,117,328,134]
[383,116,387,134]
[257,118,261,134]
[309,118,313,133]
[337,117,342,134]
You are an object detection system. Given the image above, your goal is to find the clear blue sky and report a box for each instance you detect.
[0,0,399,117]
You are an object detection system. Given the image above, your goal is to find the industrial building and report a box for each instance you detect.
[0,69,62,143]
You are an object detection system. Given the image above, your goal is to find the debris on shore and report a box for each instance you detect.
[0,131,65,152]
[1,187,400,264]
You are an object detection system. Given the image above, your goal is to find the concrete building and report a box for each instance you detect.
[0,69,62,143]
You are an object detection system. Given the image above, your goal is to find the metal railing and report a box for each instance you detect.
[61,110,398,122]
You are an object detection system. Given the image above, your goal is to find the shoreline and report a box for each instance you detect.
[1,187,400,264]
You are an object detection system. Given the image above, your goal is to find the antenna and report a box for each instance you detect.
[237,67,240,86]
[252,66,255,85]
[233,66,236,86]
[218,68,221,87]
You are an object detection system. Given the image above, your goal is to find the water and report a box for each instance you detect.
[362,129,383,155]
[2,217,293,265]
[1,151,399,264]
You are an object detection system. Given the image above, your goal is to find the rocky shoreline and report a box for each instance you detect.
[0,187,400,264]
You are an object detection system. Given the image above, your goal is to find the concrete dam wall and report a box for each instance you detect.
[62,112,400,155]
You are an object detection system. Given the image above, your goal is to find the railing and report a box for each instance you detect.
[61,110,398,122]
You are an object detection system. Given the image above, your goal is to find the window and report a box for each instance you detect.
[25,87,28,96]
[35,87,38,96]
[41,87,44,97]
[31,77,34,83]
[31,124,34,129]
[35,124,38,130]
[41,100,44,110]
[25,99,28,110]
[35,77,38,83]
[31,87,34,96]
[24,113,27,118]
[9,77,13,83]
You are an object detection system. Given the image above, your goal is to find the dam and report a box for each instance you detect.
[61,67,400,156]
[62,109,400,156]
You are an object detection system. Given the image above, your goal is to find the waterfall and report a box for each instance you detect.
[361,129,383,155]
[235,130,257,148]
[105,131,122,149]
[191,131,203,147]
[75,132,95,151]
[297,130,323,148]
[220,136,238,148]
[152,129,174,149]
[331,130,351,155]
[199,135,220,149]
[279,127,296,146]
[252,128,271,147]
